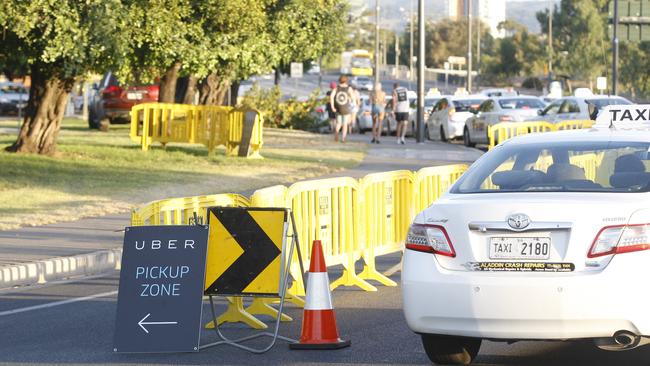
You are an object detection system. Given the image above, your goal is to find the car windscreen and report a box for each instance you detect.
[498,98,545,110]
[425,98,439,107]
[352,57,372,68]
[451,140,650,193]
[585,98,632,109]
[453,99,484,112]
[0,84,27,94]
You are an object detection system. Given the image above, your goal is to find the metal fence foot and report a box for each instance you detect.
[330,269,377,292]
[359,265,398,287]
[204,297,267,330]
[246,298,292,322]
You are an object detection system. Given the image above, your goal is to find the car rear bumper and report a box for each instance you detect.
[402,250,650,340]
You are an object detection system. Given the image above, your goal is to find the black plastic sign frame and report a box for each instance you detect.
[113,225,209,353]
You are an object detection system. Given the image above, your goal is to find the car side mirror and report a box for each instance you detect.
[537,109,543,116]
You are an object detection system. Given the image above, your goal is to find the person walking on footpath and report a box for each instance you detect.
[392,82,410,144]
[330,75,354,142]
[325,81,337,133]
[369,83,386,143]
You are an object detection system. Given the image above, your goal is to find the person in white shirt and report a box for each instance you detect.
[392,82,410,144]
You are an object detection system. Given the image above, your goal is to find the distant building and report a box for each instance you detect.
[447,0,506,38]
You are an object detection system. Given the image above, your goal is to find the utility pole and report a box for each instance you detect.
[613,0,619,95]
[467,0,473,93]
[375,0,380,87]
[416,0,425,143]
[548,0,553,83]
[476,16,481,88]
[395,33,400,71]
[410,0,414,86]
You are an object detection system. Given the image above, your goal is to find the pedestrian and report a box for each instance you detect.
[330,75,354,142]
[348,85,361,136]
[369,82,386,143]
[325,81,337,133]
[392,82,409,145]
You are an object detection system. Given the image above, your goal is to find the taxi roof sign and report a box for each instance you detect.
[595,104,650,129]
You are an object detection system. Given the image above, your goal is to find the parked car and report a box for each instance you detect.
[479,88,518,97]
[403,108,650,364]
[426,95,487,141]
[351,76,374,92]
[356,94,374,132]
[463,96,547,147]
[527,96,632,124]
[88,72,159,129]
[0,82,28,115]
[383,95,416,137]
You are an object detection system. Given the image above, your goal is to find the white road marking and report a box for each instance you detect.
[0,290,117,317]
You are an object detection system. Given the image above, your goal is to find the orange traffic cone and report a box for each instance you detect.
[290,240,351,350]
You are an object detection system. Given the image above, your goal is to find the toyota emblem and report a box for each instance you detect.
[507,213,530,230]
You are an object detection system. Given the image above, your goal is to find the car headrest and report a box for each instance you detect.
[615,154,645,173]
[547,164,586,182]
[610,172,650,189]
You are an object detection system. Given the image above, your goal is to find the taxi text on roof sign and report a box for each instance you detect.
[596,104,650,129]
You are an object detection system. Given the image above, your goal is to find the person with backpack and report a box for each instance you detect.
[329,75,354,142]
[392,82,410,144]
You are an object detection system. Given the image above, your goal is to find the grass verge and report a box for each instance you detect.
[0,118,365,230]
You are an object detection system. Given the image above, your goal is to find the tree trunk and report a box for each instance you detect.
[182,75,198,104]
[198,73,230,106]
[274,67,281,85]
[5,66,72,155]
[158,62,181,103]
[229,81,240,106]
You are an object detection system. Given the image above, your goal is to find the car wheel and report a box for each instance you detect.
[425,125,430,140]
[463,127,475,147]
[421,335,481,365]
[440,126,447,142]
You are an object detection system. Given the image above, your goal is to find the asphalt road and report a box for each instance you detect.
[2,138,650,365]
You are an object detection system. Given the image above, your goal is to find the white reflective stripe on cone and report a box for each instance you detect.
[304,272,333,310]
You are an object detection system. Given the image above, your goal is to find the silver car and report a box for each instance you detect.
[463,96,547,147]
[528,96,632,123]
[356,95,374,132]
[426,95,487,141]
[0,82,29,115]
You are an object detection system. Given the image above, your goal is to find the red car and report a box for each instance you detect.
[88,72,159,128]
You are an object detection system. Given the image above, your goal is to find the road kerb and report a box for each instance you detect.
[0,248,122,290]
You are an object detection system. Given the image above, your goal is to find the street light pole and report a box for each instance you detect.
[548,0,553,82]
[375,0,380,87]
[416,0,425,143]
[613,0,619,95]
[467,0,473,93]
[410,0,414,85]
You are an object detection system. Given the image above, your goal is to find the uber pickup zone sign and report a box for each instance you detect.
[465,262,575,272]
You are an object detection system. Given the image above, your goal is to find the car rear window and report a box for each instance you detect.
[498,98,545,110]
[452,141,650,193]
[0,84,27,94]
[453,99,484,112]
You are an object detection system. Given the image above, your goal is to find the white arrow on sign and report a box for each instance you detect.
[138,313,178,334]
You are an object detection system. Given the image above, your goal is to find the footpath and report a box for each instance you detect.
[0,136,482,289]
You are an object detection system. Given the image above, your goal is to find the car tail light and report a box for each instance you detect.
[588,224,650,258]
[499,115,514,122]
[316,107,324,113]
[406,224,456,257]
[103,85,122,96]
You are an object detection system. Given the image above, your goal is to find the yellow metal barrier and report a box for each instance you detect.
[556,119,594,131]
[414,164,469,212]
[488,120,596,149]
[358,170,415,287]
[129,103,263,157]
[284,177,375,292]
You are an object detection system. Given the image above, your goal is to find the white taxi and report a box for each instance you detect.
[403,105,650,364]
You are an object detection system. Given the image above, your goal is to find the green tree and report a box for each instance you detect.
[0,0,128,154]
[619,42,650,99]
[484,20,544,81]
[537,0,609,83]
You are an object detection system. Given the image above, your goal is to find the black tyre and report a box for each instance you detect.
[440,126,447,142]
[463,127,475,147]
[425,125,430,140]
[421,335,481,365]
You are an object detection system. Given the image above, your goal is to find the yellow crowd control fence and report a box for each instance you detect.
[129,103,263,157]
[488,119,594,149]
[130,163,470,329]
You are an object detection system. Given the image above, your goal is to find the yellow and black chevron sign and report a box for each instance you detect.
[204,207,287,296]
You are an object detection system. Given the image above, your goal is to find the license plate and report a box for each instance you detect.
[127,92,143,100]
[489,237,551,260]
